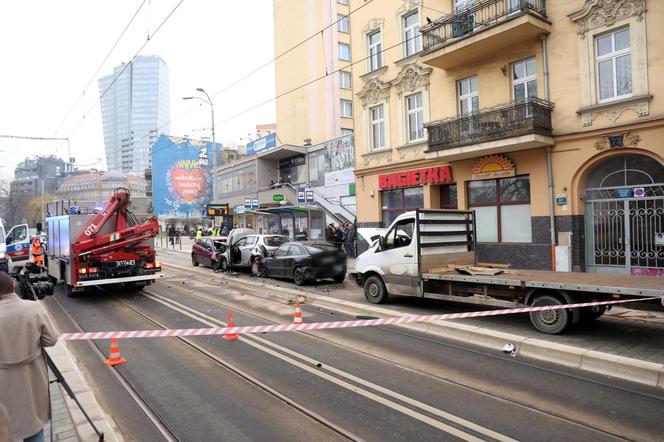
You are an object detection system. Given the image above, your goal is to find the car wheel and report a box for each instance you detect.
[529,294,571,334]
[364,275,388,304]
[333,273,345,283]
[293,267,306,286]
[192,255,199,267]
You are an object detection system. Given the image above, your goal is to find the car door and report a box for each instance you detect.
[6,224,30,263]
[283,244,305,277]
[230,237,247,265]
[202,239,215,266]
[269,244,291,277]
[241,236,258,265]
[375,218,418,295]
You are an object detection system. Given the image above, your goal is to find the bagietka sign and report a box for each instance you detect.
[379,166,453,189]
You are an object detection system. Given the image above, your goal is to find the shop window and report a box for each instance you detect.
[440,183,458,209]
[381,187,423,227]
[468,176,531,243]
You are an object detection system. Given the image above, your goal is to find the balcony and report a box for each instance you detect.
[425,98,554,160]
[420,0,550,70]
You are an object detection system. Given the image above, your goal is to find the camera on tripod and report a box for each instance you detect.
[10,262,55,301]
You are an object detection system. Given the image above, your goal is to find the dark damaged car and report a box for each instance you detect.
[256,242,347,285]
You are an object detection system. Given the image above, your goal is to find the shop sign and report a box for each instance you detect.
[614,188,632,198]
[233,206,246,214]
[244,198,259,209]
[279,154,305,168]
[246,133,277,156]
[633,187,646,198]
[555,194,567,205]
[378,166,453,190]
[273,194,284,202]
[471,155,515,180]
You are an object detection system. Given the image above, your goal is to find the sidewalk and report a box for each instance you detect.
[45,373,79,442]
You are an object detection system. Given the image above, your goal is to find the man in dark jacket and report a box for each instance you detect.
[344,223,356,258]
[168,224,176,245]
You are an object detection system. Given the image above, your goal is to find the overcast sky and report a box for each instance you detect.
[0,0,276,179]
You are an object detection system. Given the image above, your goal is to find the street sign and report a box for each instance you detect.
[244,198,252,209]
[273,194,284,202]
[297,190,305,203]
[206,203,230,216]
[633,187,646,198]
[305,189,314,203]
[615,188,632,198]
[252,198,259,209]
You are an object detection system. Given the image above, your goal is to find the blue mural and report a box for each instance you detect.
[151,135,220,216]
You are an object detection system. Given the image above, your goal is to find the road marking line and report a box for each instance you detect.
[143,291,516,441]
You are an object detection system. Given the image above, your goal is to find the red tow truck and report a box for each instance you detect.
[46,189,162,296]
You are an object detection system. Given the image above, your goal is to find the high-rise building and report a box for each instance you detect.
[99,55,170,175]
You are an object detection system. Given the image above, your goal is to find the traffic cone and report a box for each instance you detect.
[223,312,239,341]
[104,338,127,366]
[292,303,304,325]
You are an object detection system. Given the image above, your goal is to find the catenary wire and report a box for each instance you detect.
[45,0,149,151]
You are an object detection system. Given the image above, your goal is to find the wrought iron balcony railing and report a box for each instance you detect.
[422,0,547,53]
[425,98,553,152]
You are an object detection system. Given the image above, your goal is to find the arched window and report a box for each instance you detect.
[586,155,664,189]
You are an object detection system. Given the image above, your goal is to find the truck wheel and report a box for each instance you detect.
[64,284,77,298]
[529,294,571,334]
[192,255,199,267]
[364,275,388,304]
[293,267,307,286]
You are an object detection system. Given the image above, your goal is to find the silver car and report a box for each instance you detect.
[221,233,289,271]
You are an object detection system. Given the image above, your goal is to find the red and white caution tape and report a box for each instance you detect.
[58,296,663,341]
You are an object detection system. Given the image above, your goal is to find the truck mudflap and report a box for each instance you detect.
[349,272,364,287]
[75,273,163,287]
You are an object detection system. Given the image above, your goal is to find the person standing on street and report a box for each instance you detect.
[344,223,356,258]
[0,272,58,442]
[30,235,45,268]
[168,224,176,245]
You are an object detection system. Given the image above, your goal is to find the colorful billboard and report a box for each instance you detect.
[151,135,220,217]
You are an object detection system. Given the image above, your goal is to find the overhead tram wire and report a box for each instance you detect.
[43,0,149,155]
[151,29,425,157]
[62,0,186,146]
[211,30,426,129]
[131,0,377,148]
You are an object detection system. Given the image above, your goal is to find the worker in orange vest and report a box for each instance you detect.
[31,235,44,268]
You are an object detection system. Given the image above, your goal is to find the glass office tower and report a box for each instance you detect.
[99,55,170,174]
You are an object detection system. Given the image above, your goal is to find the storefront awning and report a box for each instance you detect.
[247,205,317,216]
[256,144,306,161]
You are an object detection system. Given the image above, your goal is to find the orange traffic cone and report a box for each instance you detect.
[104,338,127,366]
[292,302,304,325]
[223,312,239,341]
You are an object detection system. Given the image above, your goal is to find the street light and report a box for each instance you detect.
[183,88,217,168]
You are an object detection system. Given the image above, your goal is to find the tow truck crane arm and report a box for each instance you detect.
[71,189,159,258]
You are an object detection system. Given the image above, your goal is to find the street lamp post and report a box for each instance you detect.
[183,88,217,168]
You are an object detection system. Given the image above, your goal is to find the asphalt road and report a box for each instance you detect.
[44,265,664,441]
[156,248,664,365]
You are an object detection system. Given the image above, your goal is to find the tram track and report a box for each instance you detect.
[161,264,664,403]
[49,291,181,442]
[139,282,640,442]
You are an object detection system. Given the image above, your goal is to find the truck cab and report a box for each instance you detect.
[351,209,475,303]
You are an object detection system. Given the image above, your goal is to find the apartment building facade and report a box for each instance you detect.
[344,0,663,275]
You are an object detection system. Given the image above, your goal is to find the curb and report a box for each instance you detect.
[163,261,664,389]
[46,315,124,442]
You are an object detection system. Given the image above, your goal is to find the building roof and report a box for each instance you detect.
[101,170,128,182]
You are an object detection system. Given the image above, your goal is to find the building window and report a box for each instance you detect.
[341,99,353,117]
[440,183,458,209]
[468,176,531,243]
[406,92,424,142]
[458,76,479,115]
[512,58,537,102]
[337,0,348,4]
[370,104,385,150]
[596,28,631,102]
[340,71,352,89]
[337,14,350,33]
[368,31,382,71]
[455,0,475,11]
[339,43,351,61]
[381,187,424,227]
[403,11,421,57]
[341,128,354,136]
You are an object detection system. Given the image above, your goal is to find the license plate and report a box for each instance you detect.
[116,260,136,267]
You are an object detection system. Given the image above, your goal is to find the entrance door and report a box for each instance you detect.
[584,155,664,275]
